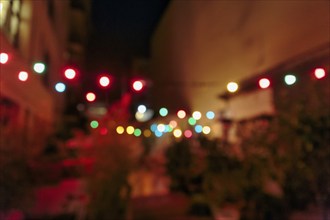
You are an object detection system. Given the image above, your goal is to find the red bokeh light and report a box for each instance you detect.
[64,68,77,80]
[99,75,111,88]
[258,78,270,89]
[100,127,108,135]
[314,68,326,79]
[132,80,144,92]
[18,71,28,81]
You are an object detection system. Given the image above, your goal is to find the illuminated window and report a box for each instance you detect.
[0,1,10,27]
[1,0,22,47]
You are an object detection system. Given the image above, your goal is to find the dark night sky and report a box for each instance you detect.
[85,0,170,76]
[82,0,170,105]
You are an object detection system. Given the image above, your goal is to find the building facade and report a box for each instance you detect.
[150,0,329,133]
[0,0,90,150]
[0,0,90,217]
[149,2,329,217]
[217,44,329,143]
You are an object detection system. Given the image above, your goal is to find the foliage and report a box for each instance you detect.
[274,76,330,212]
[164,75,330,219]
[165,139,194,194]
[280,112,330,211]
[84,125,143,220]
[0,146,33,211]
[165,132,287,219]
[165,138,214,217]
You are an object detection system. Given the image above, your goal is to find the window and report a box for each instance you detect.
[46,0,54,21]
[0,0,22,47]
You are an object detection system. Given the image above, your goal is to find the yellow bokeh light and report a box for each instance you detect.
[173,128,182,138]
[143,129,152,137]
[0,1,10,27]
[135,111,144,120]
[86,92,96,102]
[116,126,125,134]
[202,126,211,134]
[177,110,186,119]
[126,126,134,134]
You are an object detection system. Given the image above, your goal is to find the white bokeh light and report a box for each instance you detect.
[284,74,296,85]
[137,104,147,113]
[55,82,66,92]
[227,82,238,93]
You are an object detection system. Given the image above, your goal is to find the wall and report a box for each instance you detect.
[150,1,329,117]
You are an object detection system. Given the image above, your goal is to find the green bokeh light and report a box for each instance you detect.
[134,128,142,137]
[188,117,197,125]
[90,120,99,129]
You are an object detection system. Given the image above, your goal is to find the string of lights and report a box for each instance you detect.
[1,51,326,94]
[1,50,328,140]
[89,108,216,139]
